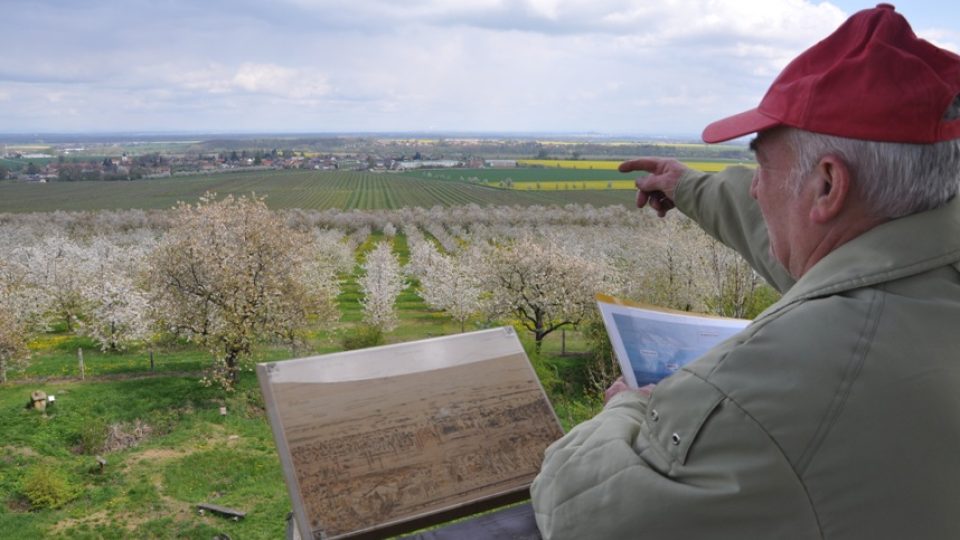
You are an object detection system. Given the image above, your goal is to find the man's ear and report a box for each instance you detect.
[808,154,851,224]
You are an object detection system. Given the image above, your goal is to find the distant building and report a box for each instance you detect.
[395,160,462,170]
[486,160,517,168]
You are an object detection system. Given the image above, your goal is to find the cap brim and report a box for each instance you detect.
[702,108,782,143]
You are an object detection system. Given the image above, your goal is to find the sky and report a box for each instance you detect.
[1,0,958,138]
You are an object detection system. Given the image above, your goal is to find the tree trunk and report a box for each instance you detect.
[225,350,241,386]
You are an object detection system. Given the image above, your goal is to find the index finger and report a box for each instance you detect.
[618,158,663,174]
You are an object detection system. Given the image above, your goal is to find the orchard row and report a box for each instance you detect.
[0,196,777,386]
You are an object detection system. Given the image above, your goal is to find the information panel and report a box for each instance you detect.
[257,327,563,540]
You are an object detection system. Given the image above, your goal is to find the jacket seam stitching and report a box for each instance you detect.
[690,369,826,537]
[763,250,960,322]
[704,312,781,379]
[796,287,885,474]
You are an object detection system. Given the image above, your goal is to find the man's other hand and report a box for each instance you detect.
[604,376,655,404]
[619,158,690,217]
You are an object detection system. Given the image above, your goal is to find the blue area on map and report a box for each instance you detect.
[612,313,745,386]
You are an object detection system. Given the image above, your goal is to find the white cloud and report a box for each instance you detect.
[232,63,330,100]
[171,63,330,101]
[1,0,957,134]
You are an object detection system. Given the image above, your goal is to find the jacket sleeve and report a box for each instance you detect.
[530,369,821,539]
[674,166,795,293]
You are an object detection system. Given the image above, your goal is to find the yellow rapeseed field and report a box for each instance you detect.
[682,160,754,172]
[519,159,621,170]
[509,181,638,190]
[517,159,754,174]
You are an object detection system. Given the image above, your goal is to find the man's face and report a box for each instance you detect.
[750,129,810,277]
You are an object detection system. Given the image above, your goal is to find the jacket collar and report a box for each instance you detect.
[758,195,960,321]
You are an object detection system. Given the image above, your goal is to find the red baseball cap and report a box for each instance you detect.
[702,4,960,144]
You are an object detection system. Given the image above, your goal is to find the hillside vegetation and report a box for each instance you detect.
[0,166,775,538]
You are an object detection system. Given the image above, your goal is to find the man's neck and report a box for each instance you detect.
[795,212,889,279]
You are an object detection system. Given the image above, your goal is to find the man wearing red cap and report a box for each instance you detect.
[532,5,960,538]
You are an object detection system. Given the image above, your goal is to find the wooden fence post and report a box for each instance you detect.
[150,350,155,371]
[78,348,85,380]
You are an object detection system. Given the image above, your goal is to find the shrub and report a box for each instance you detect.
[581,315,621,396]
[74,418,107,455]
[20,463,78,509]
[147,409,181,436]
[340,325,384,351]
[102,420,153,452]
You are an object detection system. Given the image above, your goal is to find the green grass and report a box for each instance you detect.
[0,373,289,538]
[0,335,596,538]
[0,326,596,538]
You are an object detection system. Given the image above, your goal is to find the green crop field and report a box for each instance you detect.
[0,170,637,213]
[404,160,750,187]
[404,167,631,182]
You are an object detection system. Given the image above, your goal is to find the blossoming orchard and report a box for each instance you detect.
[0,195,776,387]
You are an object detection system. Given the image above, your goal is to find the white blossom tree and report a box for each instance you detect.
[0,261,31,382]
[405,234,442,280]
[415,244,485,332]
[0,308,29,383]
[359,241,405,332]
[147,194,340,389]
[484,235,614,353]
[78,238,154,352]
[23,235,90,332]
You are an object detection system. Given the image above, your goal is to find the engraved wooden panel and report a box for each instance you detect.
[257,327,563,540]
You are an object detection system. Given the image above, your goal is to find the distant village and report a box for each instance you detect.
[0,146,521,183]
[0,135,752,183]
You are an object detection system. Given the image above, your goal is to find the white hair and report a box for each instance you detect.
[785,103,960,219]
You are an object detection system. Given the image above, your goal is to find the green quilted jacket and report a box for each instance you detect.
[531,166,960,539]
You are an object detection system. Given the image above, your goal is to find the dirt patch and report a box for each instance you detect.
[49,488,196,535]
[50,509,114,534]
[6,495,31,513]
[124,447,191,468]
[122,429,244,469]
[49,505,193,535]
[1,445,40,460]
